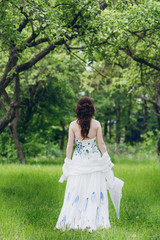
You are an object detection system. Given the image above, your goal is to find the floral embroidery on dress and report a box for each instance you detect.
[74,138,99,158]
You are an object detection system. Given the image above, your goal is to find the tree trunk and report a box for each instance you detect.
[104,121,108,136]
[144,99,148,132]
[116,100,121,144]
[124,93,132,142]
[124,126,128,143]
[60,121,66,150]
[157,136,160,159]
[0,103,17,133]
[154,105,160,130]
[158,117,160,130]
[109,120,112,139]
[0,97,26,163]
[9,109,26,164]
[10,75,26,163]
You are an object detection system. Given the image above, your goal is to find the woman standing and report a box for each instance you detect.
[55,96,124,231]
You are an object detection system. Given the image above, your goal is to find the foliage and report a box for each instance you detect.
[0,51,85,161]
[0,128,64,164]
[0,129,18,163]
[99,0,160,111]
[18,52,84,138]
[140,130,160,150]
[0,0,160,161]
[0,0,108,139]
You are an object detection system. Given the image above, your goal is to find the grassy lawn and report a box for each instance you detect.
[0,159,160,240]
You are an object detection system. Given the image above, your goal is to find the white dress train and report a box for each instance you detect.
[55,137,124,232]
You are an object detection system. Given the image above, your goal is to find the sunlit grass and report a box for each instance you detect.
[0,157,160,239]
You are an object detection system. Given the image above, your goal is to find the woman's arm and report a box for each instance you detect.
[97,121,114,169]
[96,121,107,154]
[66,123,75,159]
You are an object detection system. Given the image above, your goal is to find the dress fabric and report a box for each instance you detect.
[55,137,124,232]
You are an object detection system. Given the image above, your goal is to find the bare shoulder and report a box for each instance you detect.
[91,119,101,127]
[70,120,78,128]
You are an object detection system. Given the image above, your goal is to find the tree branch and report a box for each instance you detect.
[132,55,160,71]
[138,95,160,108]
[53,3,73,8]
[17,42,61,72]
[0,73,21,133]
[0,54,18,94]
[128,30,146,41]
[2,90,11,105]
[122,46,160,72]
[71,1,92,26]
[68,35,114,50]
[0,101,18,134]
[65,42,106,78]
[0,39,65,95]
[17,18,29,33]
[129,28,151,34]
[27,38,49,47]
[25,31,39,44]
[0,99,7,113]
[10,1,29,32]
[0,30,39,86]
[148,108,160,117]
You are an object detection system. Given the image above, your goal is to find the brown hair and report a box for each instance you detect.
[76,96,95,139]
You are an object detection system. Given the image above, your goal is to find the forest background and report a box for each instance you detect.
[0,0,160,239]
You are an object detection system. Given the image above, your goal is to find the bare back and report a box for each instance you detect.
[72,119,98,140]
[66,118,107,158]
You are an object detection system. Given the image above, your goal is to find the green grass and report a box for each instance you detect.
[0,159,160,240]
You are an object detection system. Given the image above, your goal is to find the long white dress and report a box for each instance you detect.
[55,137,124,232]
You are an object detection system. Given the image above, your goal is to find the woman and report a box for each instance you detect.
[55,96,124,231]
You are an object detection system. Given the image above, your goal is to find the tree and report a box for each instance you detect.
[0,0,107,133]
[96,0,160,154]
[0,0,109,162]
[18,53,84,146]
